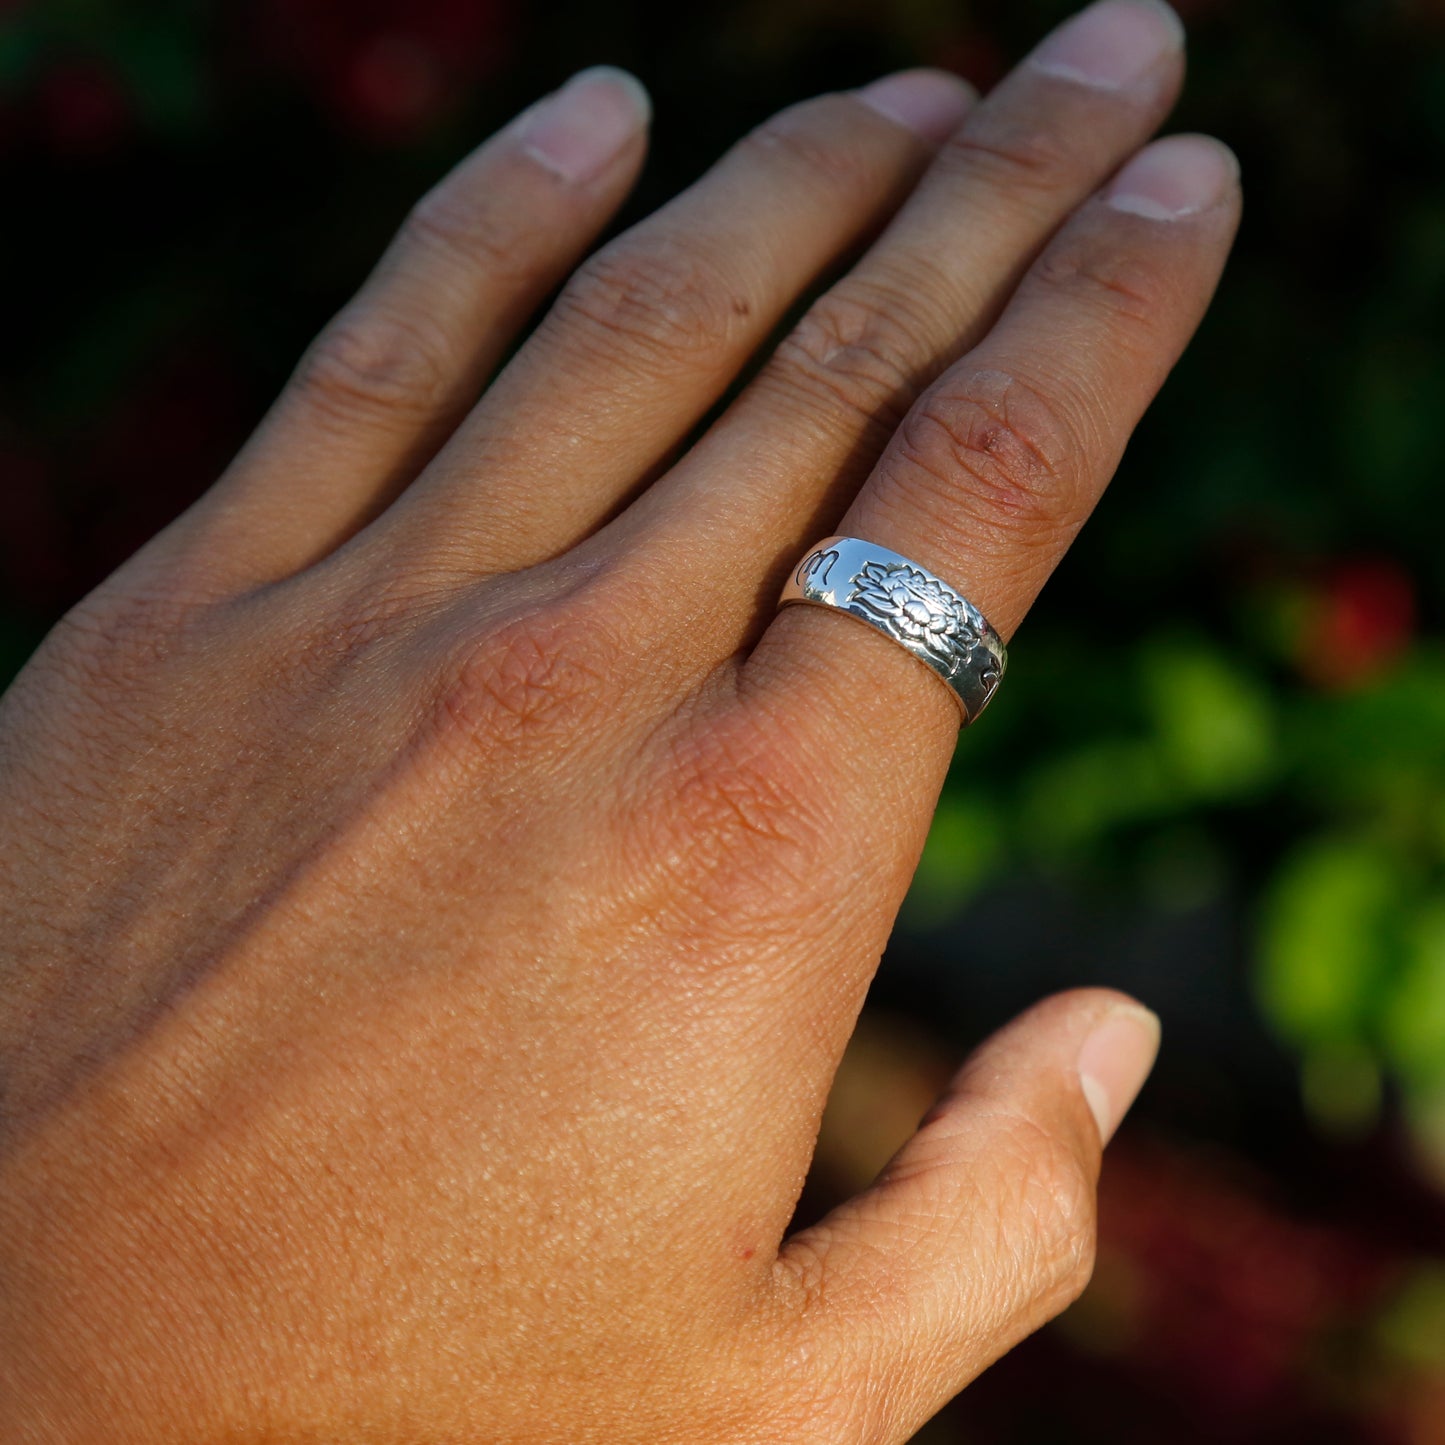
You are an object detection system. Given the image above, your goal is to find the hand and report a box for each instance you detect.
[0,1,1237,1440]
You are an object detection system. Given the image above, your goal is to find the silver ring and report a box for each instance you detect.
[777,536,1006,725]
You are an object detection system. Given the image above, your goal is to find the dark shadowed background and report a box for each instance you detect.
[4,1,1445,1439]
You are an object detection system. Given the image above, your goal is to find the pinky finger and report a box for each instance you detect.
[184,68,652,587]
[773,990,1160,1444]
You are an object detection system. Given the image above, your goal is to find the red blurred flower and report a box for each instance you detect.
[256,0,513,143]
[344,34,447,137]
[1298,557,1417,692]
[1091,1141,1391,1417]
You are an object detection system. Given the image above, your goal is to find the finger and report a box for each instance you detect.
[773,990,1160,1445]
[377,71,976,579]
[747,133,1242,774]
[602,0,1187,665]
[177,68,653,587]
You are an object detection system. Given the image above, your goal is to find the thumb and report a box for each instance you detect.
[774,989,1160,1445]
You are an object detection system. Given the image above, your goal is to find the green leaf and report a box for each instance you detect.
[1141,638,1277,802]
[1381,899,1445,1090]
[1256,835,1401,1048]
[1376,1261,1445,1370]
[1291,651,1445,827]
[906,797,1003,927]
[1300,1039,1382,1138]
[1022,739,1177,855]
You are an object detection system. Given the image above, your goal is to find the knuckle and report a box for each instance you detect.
[889,369,1088,550]
[400,179,531,282]
[770,283,928,440]
[430,602,615,759]
[664,713,819,858]
[1034,234,1170,337]
[741,95,879,192]
[553,231,752,367]
[631,703,830,929]
[46,582,211,692]
[294,305,459,423]
[18,581,226,762]
[944,110,1076,194]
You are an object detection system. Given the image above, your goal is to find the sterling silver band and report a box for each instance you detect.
[777,536,1006,725]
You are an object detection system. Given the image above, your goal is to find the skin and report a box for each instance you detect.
[0,3,1240,1441]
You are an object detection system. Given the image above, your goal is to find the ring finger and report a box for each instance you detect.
[750,130,1242,787]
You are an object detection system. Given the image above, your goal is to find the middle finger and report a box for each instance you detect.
[374,72,974,580]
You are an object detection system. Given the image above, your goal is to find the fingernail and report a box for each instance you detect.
[517,66,651,185]
[1077,1004,1161,1144]
[1106,134,1239,219]
[855,69,976,146]
[1029,0,1184,90]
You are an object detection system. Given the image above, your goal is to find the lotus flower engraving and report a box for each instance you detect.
[849,560,975,664]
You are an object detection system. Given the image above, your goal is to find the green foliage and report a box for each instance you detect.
[1141,639,1277,803]
[927,631,1445,1151]
[1376,1262,1445,1371]
[1257,837,1401,1050]
[1382,902,1445,1093]
[906,796,1004,927]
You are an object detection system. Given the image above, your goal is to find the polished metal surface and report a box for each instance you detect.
[777,535,1006,725]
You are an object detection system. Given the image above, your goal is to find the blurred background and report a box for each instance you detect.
[3,0,1444,1438]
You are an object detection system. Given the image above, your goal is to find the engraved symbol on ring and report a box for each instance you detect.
[849,560,977,668]
[796,547,840,591]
